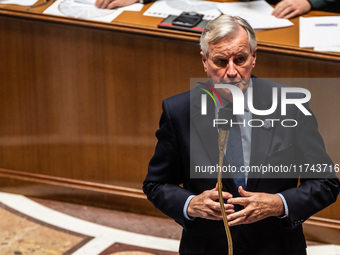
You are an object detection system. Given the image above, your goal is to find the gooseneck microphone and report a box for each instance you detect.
[217,106,233,255]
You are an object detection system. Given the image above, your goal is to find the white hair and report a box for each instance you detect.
[200,15,257,57]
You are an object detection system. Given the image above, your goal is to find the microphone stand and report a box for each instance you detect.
[217,107,233,255]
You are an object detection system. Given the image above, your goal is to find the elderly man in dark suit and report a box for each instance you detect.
[143,15,339,255]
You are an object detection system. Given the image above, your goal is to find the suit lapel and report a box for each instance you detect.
[190,87,219,166]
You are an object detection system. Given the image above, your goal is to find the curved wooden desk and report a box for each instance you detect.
[0,1,339,242]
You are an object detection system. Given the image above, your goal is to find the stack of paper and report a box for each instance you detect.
[0,0,38,6]
[300,16,340,52]
[143,0,221,20]
[217,0,293,30]
[43,0,143,22]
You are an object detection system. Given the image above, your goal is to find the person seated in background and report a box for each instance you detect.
[95,0,154,9]
[95,0,340,20]
[271,0,340,19]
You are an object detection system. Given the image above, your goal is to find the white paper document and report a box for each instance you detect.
[74,0,95,4]
[314,46,340,52]
[43,0,143,23]
[0,0,38,6]
[307,245,340,255]
[143,0,221,20]
[299,16,340,48]
[217,0,293,30]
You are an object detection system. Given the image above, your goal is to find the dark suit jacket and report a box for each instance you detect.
[143,78,339,255]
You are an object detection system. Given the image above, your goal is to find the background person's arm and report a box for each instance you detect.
[272,0,312,19]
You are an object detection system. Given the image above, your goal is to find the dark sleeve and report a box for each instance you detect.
[280,102,339,229]
[143,99,194,228]
[308,0,328,9]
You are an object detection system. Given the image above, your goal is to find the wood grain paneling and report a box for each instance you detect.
[304,217,340,245]
[0,15,204,190]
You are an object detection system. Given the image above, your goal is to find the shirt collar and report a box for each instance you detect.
[214,79,252,113]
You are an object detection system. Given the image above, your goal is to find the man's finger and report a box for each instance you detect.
[272,2,284,16]
[283,10,300,19]
[98,0,113,8]
[98,0,107,8]
[278,7,293,19]
[208,207,234,220]
[228,217,245,226]
[227,210,248,226]
[209,190,233,201]
[208,199,234,212]
[238,186,252,197]
[107,0,137,9]
[227,209,250,223]
[225,209,235,215]
[272,2,293,19]
[107,1,120,9]
[222,191,233,199]
[227,197,249,206]
[95,0,104,8]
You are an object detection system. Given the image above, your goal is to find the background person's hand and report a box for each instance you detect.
[272,0,312,19]
[95,0,138,9]
[187,184,235,220]
[227,186,284,226]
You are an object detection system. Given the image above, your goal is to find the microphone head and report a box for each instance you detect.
[218,107,233,130]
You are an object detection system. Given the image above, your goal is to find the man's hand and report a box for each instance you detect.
[187,184,235,220]
[95,0,138,9]
[272,0,312,19]
[227,187,284,226]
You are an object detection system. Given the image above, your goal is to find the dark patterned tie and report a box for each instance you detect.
[226,118,246,190]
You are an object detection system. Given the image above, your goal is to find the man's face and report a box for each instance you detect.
[201,26,257,102]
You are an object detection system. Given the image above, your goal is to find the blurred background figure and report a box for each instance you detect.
[95,0,154,9]
[271,0,340,19]
[95,0,340,19]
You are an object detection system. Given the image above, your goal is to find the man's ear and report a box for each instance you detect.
[200,51,208,72]
[252,48,257,68]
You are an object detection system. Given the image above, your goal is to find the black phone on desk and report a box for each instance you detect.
[158,12,208,33]
[172,12,204,27]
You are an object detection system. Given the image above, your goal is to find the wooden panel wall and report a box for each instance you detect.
[0,15,204,190]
